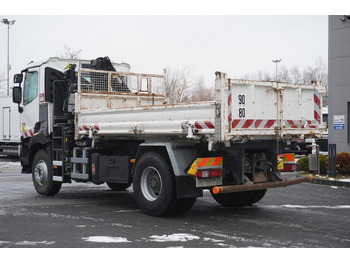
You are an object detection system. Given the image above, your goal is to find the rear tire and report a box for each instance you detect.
[211,189,266,207]
[250,189,267,204]
[133,151,195,216]
[107,182,131,191]
[171,197,197,215]
[32,149,62,196]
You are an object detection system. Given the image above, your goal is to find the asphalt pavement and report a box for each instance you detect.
[0,159,350,249]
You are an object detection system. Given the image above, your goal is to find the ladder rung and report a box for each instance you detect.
[70,157,88,164]
[53,160,62,166]
[71,173,89,180]
[53,176,63,182]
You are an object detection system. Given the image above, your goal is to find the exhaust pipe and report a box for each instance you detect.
[212,175,312,194]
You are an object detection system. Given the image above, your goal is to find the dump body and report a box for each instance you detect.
[74,68,326,149]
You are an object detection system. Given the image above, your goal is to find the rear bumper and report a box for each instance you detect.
[212,175,312,194]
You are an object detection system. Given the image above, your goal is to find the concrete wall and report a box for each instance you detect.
[328,15,350,153]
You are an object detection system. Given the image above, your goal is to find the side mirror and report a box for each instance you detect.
[12,86,22,104]
[13,74,23,83]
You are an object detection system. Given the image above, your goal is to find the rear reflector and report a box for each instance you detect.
[197,169,222,178]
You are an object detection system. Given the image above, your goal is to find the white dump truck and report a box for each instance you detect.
[0,96,21,156]
[12,57,326,216]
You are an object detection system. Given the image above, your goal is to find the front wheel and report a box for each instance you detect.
[32,149,61,196]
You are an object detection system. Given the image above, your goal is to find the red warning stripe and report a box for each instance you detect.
[314,93,321,108]
[182,121,215,130]
[197,157,223,168]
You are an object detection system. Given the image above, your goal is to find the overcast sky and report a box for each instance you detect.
[0,3,331,90]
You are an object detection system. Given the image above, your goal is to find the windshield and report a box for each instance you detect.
[23,71,38,106]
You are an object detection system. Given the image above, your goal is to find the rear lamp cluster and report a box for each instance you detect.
[197,169,222,178]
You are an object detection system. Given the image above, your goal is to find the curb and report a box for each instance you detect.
[297,174,350,188]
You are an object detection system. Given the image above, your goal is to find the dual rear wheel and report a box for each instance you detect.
[133,151,196,217]
[210,189,267,207]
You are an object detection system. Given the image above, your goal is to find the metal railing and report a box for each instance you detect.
[77,67,165,95]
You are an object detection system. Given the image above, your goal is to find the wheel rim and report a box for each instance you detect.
[34,160,48,186]
[140,167,162,201]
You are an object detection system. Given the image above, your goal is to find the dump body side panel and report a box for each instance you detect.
[217,75,326,142]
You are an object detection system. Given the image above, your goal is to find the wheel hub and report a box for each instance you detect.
[34,160,48,186]
[140,167,162,201]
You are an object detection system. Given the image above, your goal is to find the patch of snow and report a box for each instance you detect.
[111,223,133,228]
[203,237,225,243]
[339,178,350,182]
[0,161,21,169]
[149,233,200,242]
[76,225,87,228]
[331,186,338,189]
[113,209,140,213]
[256,205,350,209]
[215,242,236,247]
[205,231,251,243]
[263,242,273,247]
[282,204,350,209]
[82,236,131,243]
[15,241,55,246]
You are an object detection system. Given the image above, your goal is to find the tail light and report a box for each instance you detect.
[197,169,222,178]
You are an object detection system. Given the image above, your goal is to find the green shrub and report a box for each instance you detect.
[297,155,309,172]
[336,152,350,174]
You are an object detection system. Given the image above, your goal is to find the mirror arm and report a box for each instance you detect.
[18,104,23,113]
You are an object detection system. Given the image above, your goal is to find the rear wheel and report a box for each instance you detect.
[133,151,195,216]
[211,189,266,207]
[106,182,131,191]
[32,149,62,196]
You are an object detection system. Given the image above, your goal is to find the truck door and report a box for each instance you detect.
[21,70,39,138]
[2,107,10,140]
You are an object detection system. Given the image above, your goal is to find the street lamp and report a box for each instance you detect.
[1,18,16,97]
[272,59,282,82]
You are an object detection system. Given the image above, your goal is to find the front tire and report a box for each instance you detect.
[32,149,61,196]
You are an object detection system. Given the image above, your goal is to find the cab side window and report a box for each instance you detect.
[23,71,38,106]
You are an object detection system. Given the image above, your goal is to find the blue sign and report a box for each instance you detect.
[334,115,345,130]
[334,124,344,130]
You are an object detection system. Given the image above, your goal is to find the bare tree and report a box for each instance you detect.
[278,65,292,83]
[302,57,328,86]
[190,76,214,102]
[164,67,193,104]
[289,65,303,84]
[59,44,82,59]
[240,70,272,81]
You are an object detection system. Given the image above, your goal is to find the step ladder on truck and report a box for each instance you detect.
[11,57,327,216]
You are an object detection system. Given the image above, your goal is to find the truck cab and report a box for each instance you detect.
[12,57,131,173]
